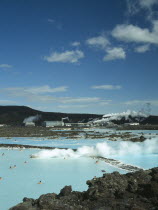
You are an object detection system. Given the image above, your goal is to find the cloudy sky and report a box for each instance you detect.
[0,0,158,114]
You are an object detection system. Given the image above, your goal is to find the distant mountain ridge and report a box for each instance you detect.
[0,106,103,125]
[0,106,158,126]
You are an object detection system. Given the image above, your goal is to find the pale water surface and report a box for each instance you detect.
[0,148,125,210]
[0,129,158,209]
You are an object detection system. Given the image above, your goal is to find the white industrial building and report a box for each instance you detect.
[129,122,140,126]
[24,122,35,127]
[64,123,88,127]
[42,121,63,127]
[124,122,140,126]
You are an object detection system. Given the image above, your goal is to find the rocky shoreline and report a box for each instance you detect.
[118,124,158,130]
[0,126,149,142]
[0,143,75,151]
[93,156,143,172]
[10,167,158,210]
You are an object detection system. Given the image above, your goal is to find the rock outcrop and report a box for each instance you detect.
[10,167,158,210]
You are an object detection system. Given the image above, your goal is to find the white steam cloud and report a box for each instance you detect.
[23,115,41,123]
[93,110,148,124]
[31,138,158,159]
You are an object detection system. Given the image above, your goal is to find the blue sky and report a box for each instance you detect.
[0,0,158,114]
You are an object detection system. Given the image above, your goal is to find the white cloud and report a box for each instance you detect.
[0,100,16,105]
[26,85,68,94]
[124,100,158,106]
[103,47,126,61]
[126,0,158,16]
[86,35,126,61]
[139,0,158,8]
[48,18,55,23]
[55,97,111,105]
[0,86,107,104]
[48,19,62,30]
[112,20,158,44]
[24,95,104,104]
[0,64,12,68]
[86,35,110,49]
[1,85,113,110]
[126,0,140,15]
[1,85,68,97]
[60,97,101,104]
[71,41,80,47]
[99,101,111,106]
[91,85,122,90]
[58,101,111,109]
[44,50,84,63]
[134,44,150,53]
[58,104,89,109]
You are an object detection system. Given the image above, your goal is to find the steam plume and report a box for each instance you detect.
[23,114,41,123]
[93,110,148,124]
[31,138,158,159]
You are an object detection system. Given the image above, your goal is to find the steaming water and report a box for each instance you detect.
[0,148,125,210]
[30,138,158,158]
[0,129,158,209]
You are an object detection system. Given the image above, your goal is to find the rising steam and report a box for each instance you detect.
[93,110,148,124]
[23,114,41,123]
[31,138,158,159]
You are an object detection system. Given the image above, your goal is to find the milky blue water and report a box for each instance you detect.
[0,129,158,210]
[0,137,107,148]
[84,128,158,134]
[0,148,125,210]
[110,154,158,169]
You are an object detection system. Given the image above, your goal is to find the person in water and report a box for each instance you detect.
[37,181,42,184]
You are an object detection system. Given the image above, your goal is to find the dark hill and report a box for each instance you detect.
[0,106,102,125]
[141,115,158,125]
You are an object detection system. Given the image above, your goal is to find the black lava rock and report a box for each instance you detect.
[10,167,158,210]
